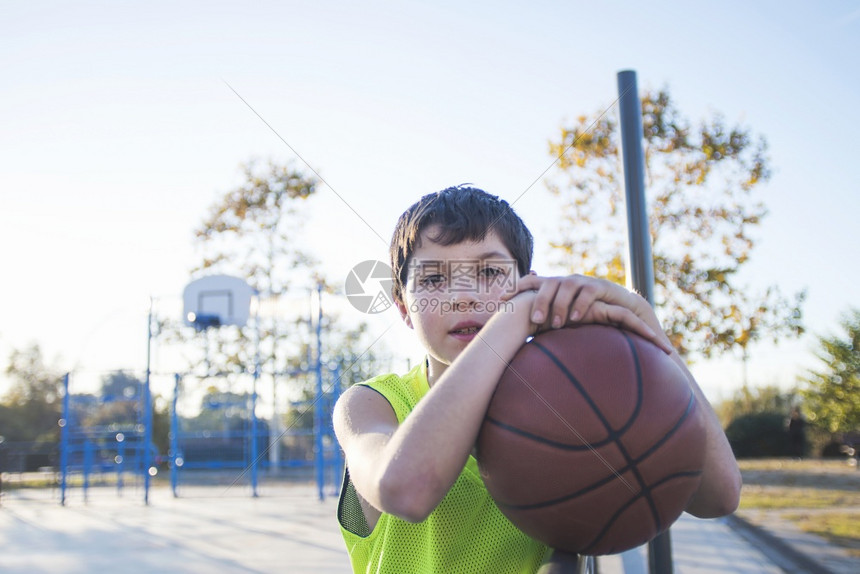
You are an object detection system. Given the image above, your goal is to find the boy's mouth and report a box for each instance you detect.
[451,326,481,334]
[449,322,483,339]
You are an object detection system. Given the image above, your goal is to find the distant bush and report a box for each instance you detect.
[725,412,793,458]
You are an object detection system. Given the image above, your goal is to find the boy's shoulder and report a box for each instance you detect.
[351,364,429,422]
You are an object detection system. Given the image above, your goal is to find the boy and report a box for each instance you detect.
[334,186,741,573]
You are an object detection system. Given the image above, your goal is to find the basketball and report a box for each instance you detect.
[476,324,707,556]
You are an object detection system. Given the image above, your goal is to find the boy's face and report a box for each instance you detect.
[397,225,520,374]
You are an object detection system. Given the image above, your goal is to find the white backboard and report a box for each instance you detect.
[183,275,255,329]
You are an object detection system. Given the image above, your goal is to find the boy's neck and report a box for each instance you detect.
[425,355,447,388]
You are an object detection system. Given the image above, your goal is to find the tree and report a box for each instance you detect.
[77,371,144,427]
[801,308,860,435]
[715,384,798,428]
[194,159,318,295]
[716,384,801,457]
[283,320,391,432]
[177,158,320,378]
[1,344,64,442]
[546,89,804,358]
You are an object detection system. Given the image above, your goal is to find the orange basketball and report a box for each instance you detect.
[477,325,707,555]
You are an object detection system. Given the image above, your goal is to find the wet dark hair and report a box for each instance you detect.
[389,185,533,305]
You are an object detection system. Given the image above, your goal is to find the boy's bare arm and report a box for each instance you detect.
[673,354,742,517]
[334,291,537,522]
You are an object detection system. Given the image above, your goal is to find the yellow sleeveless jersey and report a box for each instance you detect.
[337,362,549,574]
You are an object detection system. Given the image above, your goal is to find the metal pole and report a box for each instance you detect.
[330,365,344,496]
[314,283,325,501]
[618,69,655,304]
[60,373,71,506]
[171,374,181,497]
[617,69,672,574]
[143,297,154,505]
[250,295,260,497]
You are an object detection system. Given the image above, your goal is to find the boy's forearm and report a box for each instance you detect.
[378,301,534,521]
[671,353,742,517]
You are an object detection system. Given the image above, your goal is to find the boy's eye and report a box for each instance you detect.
[419,274,445,287]
[479,266,503,278]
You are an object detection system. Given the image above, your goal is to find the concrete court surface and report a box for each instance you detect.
[0,483,352,574]
[0,483,792,573]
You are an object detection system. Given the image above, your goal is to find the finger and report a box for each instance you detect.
[550,277,580,329]
[568,278,602,323]
[500,274,542,300]
[591,303,671,352]
[530,278,560,326]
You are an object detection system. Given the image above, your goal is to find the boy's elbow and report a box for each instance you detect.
[687,468,742,518]
[720,471,743,515]
[378,467,440,523]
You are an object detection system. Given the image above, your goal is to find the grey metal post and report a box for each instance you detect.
[250,294,260,497]
[617,70,655,305]
[143,297,154,505]
[171,374,181,497]
[617,69,672,574]
[314,283,325,501]
[60,373,71,506]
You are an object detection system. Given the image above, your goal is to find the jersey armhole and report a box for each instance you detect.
[337,467,373,537]
[336,383,396,538]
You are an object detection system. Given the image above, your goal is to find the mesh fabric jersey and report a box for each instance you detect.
[337,363,550,573]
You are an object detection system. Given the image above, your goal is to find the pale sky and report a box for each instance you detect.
[1,1,858,404]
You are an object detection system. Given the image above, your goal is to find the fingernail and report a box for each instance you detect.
[532,310,544,323]
[569,309,580,321]
[552,316,562,328]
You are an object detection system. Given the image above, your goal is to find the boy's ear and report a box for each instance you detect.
[396,300,413,329]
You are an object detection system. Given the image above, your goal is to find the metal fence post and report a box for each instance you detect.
[617,69,673,574]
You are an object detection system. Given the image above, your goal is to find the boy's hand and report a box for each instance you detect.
[503,274,673,354]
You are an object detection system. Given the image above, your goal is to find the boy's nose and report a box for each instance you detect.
[449,287,481,307]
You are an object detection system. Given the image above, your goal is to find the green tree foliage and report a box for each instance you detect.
[1,345,64,443]
[715,384,798,428]
[193,159,318,294]
[175,158,390,467]
[174,159,320,378]
[725,412,791,458]
[546,89,805,358]
[77,371,143,428]
[716,384,799,457]
[70,371,170,455]
[283,321,391,433]
[801,308,860,435]
[182,388,252,432]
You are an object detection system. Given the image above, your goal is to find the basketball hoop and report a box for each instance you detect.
[183,275,255,330]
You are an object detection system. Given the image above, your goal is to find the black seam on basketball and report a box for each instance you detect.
[498,463,628,510]
[631,392,696,468]
[483,416,619,451]
[580,469,705,554]
[651,470,704,485]
[530,340,621,439]
[483,330,648,452]
[532,337,661,530]
[607,331,662,531]
[579,484,654,555]
[615,441,660,530]
[613,330,663,530]
[495,392,699,511]
[618,390,698,532]
[616,331,645,436]
[528,335,655,526]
